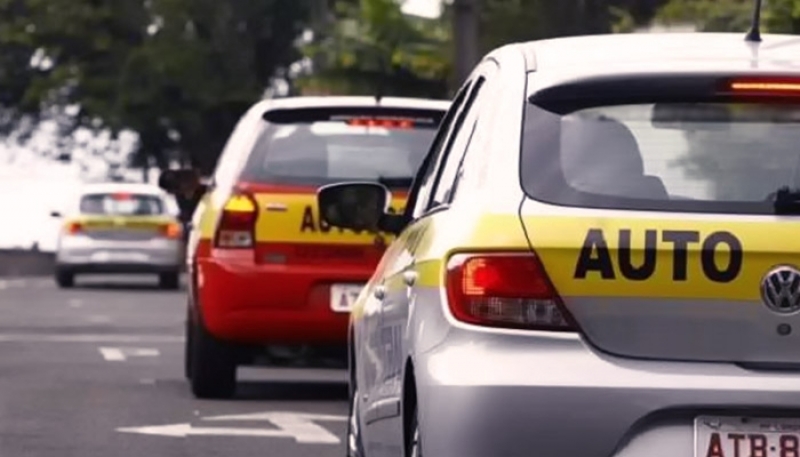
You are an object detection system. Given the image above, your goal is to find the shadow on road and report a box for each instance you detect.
[161,379,348,402]
[72,282,185,293]
[234,380,348,402]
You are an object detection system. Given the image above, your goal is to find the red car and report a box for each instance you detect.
[162,96,449,398]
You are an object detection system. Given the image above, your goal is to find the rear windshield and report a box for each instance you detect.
[240,110,442,188]
[521,98,800,215]
[79,193,164,216]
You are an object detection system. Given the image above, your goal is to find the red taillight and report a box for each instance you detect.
[215,191,258,249]
[346,118,414,129]
[445,252,576,331]
[159,221,182,239]
[65,221,83,235]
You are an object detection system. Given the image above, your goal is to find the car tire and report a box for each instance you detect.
[189,319,237,399]
[55,271,75,289]
[347,387,366,457]
[158,272,180,290]
[408,406,422,457]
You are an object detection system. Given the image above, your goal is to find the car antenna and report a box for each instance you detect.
[744,0,763,43]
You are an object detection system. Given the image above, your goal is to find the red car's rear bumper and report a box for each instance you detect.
[196,251,371,345]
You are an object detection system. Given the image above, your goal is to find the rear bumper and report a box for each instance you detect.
[56,263,180,274]
[197,254,371,345]
[56,237,184,272]
[416,330,800,457]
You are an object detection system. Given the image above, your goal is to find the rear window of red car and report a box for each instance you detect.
[239,107,445,189]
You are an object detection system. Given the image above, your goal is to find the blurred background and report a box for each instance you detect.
[0,0,796,252]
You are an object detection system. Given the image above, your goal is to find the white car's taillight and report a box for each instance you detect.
[445,252,577,331]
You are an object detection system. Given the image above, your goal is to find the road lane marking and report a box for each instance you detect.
[0,279,28,290]
[117,411,346,444]
[99,347,160,361]
[0,334,182,343]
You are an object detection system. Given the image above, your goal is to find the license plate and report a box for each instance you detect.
[695,416,800,457]
[330,284,363,313]
[93,251,145,263]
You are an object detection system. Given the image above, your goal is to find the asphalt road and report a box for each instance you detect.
[0,275,349,457]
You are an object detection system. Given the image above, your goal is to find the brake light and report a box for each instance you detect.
[112,192,132,200]
[215,191,258,249]
[160,221,182,239]
[346,118,414,129]
[727,78,800,95]
[445,252,576,331]
[64,221,83,235]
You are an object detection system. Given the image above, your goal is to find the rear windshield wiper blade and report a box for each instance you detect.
[773,186,800,215]
[377,177,413,188]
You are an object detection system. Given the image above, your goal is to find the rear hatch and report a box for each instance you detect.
[520,73,800,366]
[71,192,180,241]
[236,106,446,267]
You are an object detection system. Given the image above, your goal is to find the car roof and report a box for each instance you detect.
[519,32,800,79]
[251,95,451,113]
[78,182,166,197]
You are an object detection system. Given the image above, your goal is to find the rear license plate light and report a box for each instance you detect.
[695,415,800,457]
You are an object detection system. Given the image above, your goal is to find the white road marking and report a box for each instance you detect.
[0,279,27,289]
[0,278,51,290]
[98,347,160,361]
[0,334,182,343]
[117,411,346,444]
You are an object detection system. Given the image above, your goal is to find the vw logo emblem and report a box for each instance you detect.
[760,265,800,314]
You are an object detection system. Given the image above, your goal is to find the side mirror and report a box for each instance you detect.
[50,211,62,218]
[317,182,392,234]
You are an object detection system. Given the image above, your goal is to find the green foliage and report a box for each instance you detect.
[0,0,311,173]
[299,0,450,98]
[655,0,753,32]
[655,0,800,34]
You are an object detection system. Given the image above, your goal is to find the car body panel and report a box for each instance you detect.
[518,205,800,364]
[349,33,800,457]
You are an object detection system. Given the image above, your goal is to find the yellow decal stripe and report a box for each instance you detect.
[521,216,796,300]
[388,213,796,302]
[252,193,407,245]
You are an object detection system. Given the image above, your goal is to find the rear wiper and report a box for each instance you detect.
[773,186,800,215]
[377,177,413,188]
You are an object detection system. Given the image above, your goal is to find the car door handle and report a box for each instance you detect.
[373,285,387,300]
[403,271,417,287]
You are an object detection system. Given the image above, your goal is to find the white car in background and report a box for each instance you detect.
[51,182,184,289]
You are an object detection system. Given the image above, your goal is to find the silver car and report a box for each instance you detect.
[316,31,800,457]
[52,182,184,289]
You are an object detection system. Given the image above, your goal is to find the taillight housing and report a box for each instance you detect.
[159,221,182,239]
[215,190,258,249]
[445,252,576,331]
[64,221,83,235]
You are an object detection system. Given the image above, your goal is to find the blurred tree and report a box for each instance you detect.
[0,0,312,175]
[655,0,800,33]
[441,0,672,59]
[298,0,450,98]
